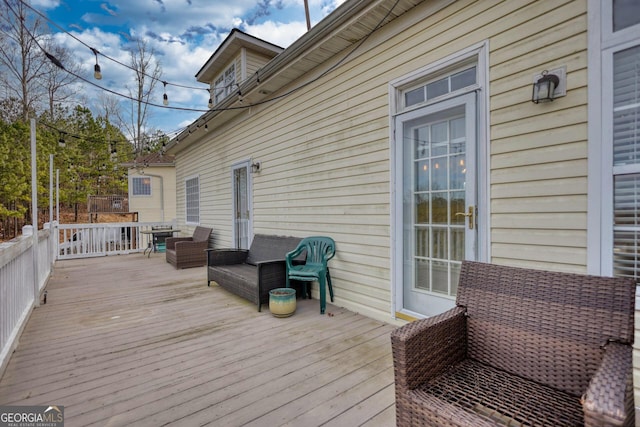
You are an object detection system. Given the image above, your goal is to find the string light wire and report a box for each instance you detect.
[16,0,209,92]
[7,0,401,120]
[39,119,187,148]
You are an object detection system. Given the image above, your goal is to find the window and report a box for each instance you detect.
[613,0,640,32]
[403,66,477,108]
[224,65,235,97]
[214,76,224,104]
[131,177,151,196]
[612,45,640,280]
[185,176,200,224]
[213,64,236,106]
[590,0,640,281]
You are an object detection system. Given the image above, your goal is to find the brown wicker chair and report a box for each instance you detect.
[165,226,212,269]
[391,261,636,427]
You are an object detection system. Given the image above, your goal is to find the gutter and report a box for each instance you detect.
[166,0,390,154]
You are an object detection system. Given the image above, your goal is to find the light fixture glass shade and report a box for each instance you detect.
[94,63,102,80]
[163,93,169,106]
[532,71,559,103]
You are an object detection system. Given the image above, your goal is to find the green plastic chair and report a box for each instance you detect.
[285,236,336,314]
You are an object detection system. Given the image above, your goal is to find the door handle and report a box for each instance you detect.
[454,206,475,230]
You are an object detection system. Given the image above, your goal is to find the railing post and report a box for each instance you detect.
[30,118,40,308]
[52,220,58,261]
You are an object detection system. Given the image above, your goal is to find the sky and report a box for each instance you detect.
[28,0,344,137]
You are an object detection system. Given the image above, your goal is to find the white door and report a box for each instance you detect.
[232,162,251,249]
[395,93,477,317]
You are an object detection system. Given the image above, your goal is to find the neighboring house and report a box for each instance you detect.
[167,1,638,325]
[123,153,177,223]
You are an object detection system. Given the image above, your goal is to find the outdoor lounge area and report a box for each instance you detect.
[0,255,395,426]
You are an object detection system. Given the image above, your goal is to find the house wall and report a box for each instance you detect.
[176,0,589,322]
[129,167,177,223]
[245,50,273,79]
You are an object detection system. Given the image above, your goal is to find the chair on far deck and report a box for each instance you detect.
[285,236,335,314]
[166,226,212,269]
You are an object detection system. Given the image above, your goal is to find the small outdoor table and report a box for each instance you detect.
[141,229,181,257]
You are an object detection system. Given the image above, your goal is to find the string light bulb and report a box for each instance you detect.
[207,89,213,108]
[91,48,102,80]
[162,81,169,106]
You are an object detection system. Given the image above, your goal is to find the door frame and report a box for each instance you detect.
[394,93,477,318]
[231,160,253,249]
[389,41,490,320]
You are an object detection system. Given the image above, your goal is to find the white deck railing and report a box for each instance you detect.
[0,224,54,377]
[57,221,177,260]
[1,221,177,377]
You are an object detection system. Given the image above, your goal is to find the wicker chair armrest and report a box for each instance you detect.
[582,342,634,427]
[206,249,249,266]
[166,237,193,250]
[391,306,467,391]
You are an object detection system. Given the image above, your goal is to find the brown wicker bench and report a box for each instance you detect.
[165,226,212,269]
[206,234,301,311]
[391,261,636,427]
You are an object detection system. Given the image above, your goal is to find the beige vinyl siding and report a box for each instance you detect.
[245,51,273,79]
[176,0,589,321]
[489,0,588,272]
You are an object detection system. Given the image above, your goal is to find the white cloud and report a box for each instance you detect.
[43,0,341,133]
[30,0,60,9]
[243,20,308,48]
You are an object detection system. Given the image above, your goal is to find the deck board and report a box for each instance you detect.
[0,254,396,426]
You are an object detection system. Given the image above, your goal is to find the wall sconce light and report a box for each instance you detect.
[532,70,558,103]
[532,67,566,104]
[251,161,261,173]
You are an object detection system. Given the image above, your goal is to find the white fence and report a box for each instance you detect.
[57,222,176,260]
[1,221,176,377]
[0,225,54,377]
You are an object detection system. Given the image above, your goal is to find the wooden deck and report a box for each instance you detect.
[0,254,396,426]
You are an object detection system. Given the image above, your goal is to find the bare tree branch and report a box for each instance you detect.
[123,38,162,155]
[0,0,50,121]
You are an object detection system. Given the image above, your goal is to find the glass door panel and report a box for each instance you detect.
[396,93,477,317]
[232,164,250,249]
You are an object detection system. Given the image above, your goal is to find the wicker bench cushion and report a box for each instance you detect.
[411,359,583,427]
[210,264,258,302]
[207,235,303,311]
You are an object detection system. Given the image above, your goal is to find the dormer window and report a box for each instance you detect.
[213,64,236,105]
[196,29,284,108]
